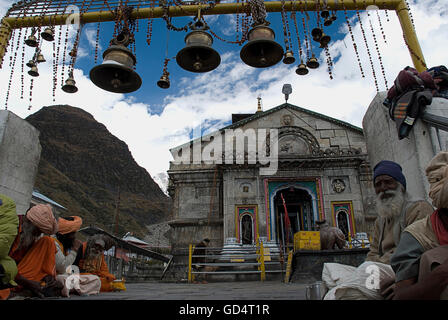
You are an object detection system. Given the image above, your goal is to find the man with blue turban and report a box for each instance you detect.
[366,160,433,264]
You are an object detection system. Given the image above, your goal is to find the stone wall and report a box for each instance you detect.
[0,110,41,215]
[363,92,448,202]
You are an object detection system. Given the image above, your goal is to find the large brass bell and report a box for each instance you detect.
[296,62,309,75]
[176,21,221,73]
[41,27,54,42]
[311,28,323,42]
[28,65,39,77]
[306,55,320,69]
[89,32,142,93]
[25,34,38,47]
[157,72,170,89]
[319,33,331,48]
[282,50,295,65]
[240,25,284,68]
[62,72,78,93]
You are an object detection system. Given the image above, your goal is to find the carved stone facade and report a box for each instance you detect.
[167,103,377,252]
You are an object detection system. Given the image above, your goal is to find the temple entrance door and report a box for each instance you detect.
[241,214,253,245]
[274,188,313,253]
[336,211,350,240]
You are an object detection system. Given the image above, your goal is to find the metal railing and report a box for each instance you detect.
[187,240,283,283]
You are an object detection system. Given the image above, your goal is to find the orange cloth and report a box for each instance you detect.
[0,235,56,300]
[78,242,115,292]
[57,216,83,235]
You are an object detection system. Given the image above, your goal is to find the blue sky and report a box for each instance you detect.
[0,0,447,192]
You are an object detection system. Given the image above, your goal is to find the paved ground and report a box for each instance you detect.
[63,281,308,300]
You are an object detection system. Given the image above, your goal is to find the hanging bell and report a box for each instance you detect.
[41,27,54,42]
[157,72,170,89]
[331,12,338,22]
[296,62,309,75]
[240,25,284,68]
[324,16,333,27]
[62,73,78,93]
[176,23,221,73]
[306,55,320,69]
[319,33,331,48]
[320,9,330,19]
[90,33,142,93]
[282,50,295,65]
[26,59,36,68]
[36,52,46,63]
[28,65,39,77]
[25,34,38,47]
[311,28,323,42]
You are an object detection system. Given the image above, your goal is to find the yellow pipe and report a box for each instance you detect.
[0,0,425,72]
[0,19,12,68]
[394,0,426,71]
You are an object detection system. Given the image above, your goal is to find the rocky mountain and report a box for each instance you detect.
[26,105,172,239]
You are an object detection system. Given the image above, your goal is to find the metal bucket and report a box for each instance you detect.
[305,281,328,300]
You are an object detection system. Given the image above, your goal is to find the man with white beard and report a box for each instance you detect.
[366,160,434,265]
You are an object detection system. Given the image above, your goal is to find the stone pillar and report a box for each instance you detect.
[0,110,41,215]
[363,92,448,202]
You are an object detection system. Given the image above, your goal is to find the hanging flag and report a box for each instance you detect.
[280,193,292,244]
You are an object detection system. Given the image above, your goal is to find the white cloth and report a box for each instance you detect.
[322,261,395,300]
[56,274,101,297]
[54,240,78,275]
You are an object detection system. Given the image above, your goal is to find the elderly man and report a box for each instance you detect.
[391,152,448,299]
[75,234,116,292]
[0,204,59,299]
[322,160,433,300]
[366,160,434,264]
[0,195,19,291]
[54,216,101,297]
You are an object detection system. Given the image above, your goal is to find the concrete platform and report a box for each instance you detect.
[60,281,307,300]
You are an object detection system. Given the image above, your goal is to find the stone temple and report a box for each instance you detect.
[167,101,378,255]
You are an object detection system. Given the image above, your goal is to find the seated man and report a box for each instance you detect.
[0,195,19,291]
[0,204,60,299]
[391,152,448,300]
[366,160,434,264]
[54,216,101,297]
[74,234,116,292]
[323,160,433,300]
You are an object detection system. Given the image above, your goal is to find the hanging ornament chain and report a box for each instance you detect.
[354,0,379,92]
[375,9,387,44]
[366,6,388,90]
[382,1,390,22]
[280,0,290,52]
[341,0,364,78]
[291,11,303,62]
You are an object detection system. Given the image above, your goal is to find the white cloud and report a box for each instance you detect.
[1,0,446,194]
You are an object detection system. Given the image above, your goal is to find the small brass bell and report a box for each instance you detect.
[62,73,78,93]
[320,9,330,19]
[28,65,39,77]
[41,27,54,42]
[36,53,46,63]
[311,28,323,42]
[90,32,142,93]
[25,35,38,47]
[306,55,319,69]
[324,16,333,27]
[26,60,36,68]
[319,33,331,48]
[176,21,221,73]
[296,62,309,75]
[157,73,170,89]
[240,25,284,68]
[282,50,295,65]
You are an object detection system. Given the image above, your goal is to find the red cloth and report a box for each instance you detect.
[431,209,448,245]
[280,193,291,244]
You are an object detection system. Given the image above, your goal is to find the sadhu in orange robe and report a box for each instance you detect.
[76,242,116,292]
[0,228,57,300]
